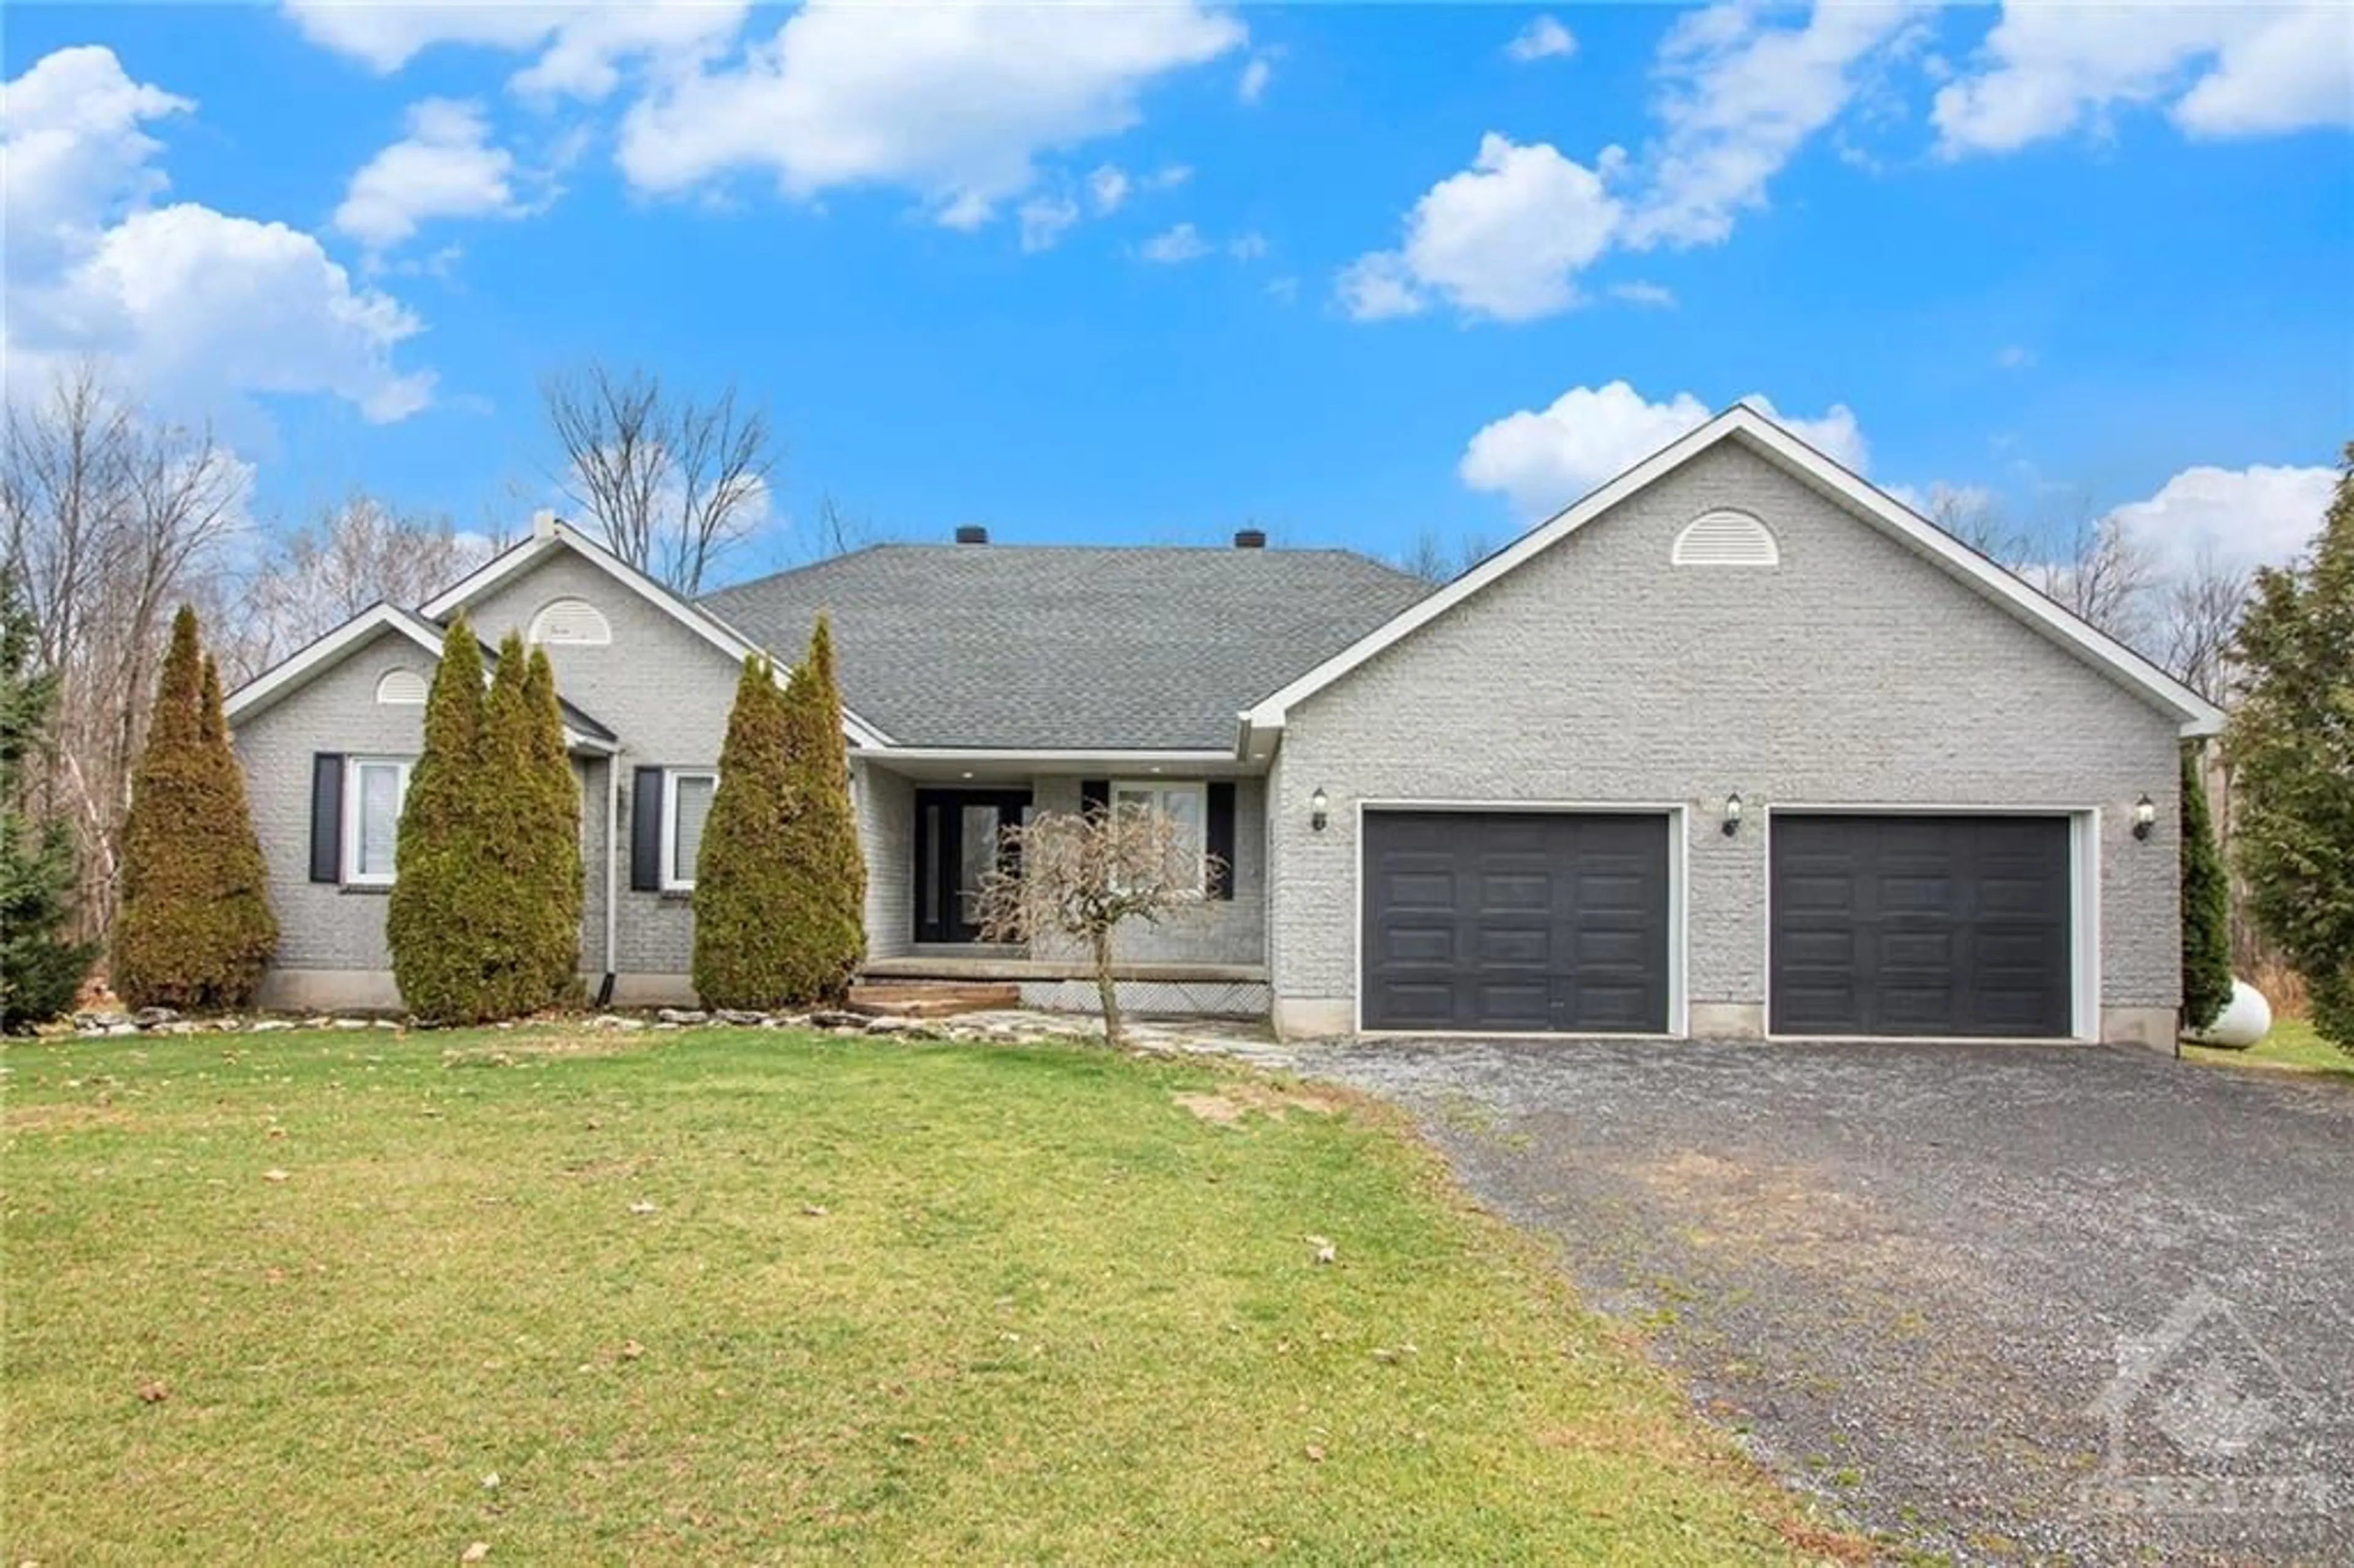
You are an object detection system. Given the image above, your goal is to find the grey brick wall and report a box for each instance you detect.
[234,639,432,977]
[1268,441,2184,1030]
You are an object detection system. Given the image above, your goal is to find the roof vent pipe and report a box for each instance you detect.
[1233,528,1267,549]
[954,524,989,545]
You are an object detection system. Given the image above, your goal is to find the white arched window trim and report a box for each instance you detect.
[528,597,613,646]
[1671,509,1780,568]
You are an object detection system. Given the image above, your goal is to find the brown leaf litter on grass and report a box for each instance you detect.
[1173,1081,1343,1125]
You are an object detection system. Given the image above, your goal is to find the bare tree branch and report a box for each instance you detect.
[539,360,778,593]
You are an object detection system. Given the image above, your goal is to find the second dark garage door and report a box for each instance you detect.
[1362,810,1670,1033]
[1770,814,2074,1038]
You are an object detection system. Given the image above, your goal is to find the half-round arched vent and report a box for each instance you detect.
[528,597,612,646]
[1672,509,1780,568]
[376,668,429,705]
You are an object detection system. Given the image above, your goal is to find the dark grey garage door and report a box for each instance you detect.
[1362,811,1670,1033]
[1770,814,2073,1038]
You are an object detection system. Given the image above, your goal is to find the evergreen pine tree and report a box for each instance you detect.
[779,615,867,1005]
[112,607,277,1010]
[389,615,489,1022]
[522,647,584,1003]
[2228,442,2354,1051]
[691,653,798,1008]
[1,571,96,1029]
[2179,744,2233,1032]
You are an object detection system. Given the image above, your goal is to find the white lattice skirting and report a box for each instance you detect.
[1018,980,1272,1019]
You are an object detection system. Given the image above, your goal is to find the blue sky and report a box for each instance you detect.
[5,2,2350,582]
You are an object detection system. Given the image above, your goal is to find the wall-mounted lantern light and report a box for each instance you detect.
[2132,794,2157,841]
[1721,792,1743,837]
[1310,787,1330,832]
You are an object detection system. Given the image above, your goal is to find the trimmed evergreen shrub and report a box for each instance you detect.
[691,653,798,1008]
[472,636,582,1017]
[388,615,489,1022]
[1,570,96,1030]
[779,615,866,1005]
[112,607,277,1011]
[2179,744,2233,1032]
[522,647,584,1003]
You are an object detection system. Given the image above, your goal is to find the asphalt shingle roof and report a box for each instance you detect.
[701,544,1430,750]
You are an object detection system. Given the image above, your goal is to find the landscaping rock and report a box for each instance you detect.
[713,1008,765,1026]
[809,1008,865,1030]
[657,1008,708,1026]
[133,1007,179,1028]
[332,1018,370,1031]
[74,1010,133,1032]
[863,1016,932,1038]
[250,1020,293,1033]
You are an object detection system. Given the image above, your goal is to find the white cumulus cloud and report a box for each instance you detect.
[1933,2,2353,154]
[1628,1,1922,248]
[2,47,431,425]
[2105,462,2337,576]
[1336,134,1623,322]
[615,2,1244,229]
[1459,380,1867,517]
[1507,15,1577,64]
[1139,222,1209,264]
[281,0,749,101]
[335,99,529,249]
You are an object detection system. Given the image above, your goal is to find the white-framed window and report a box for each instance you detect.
[1111,779,1207,894]
[661,769,718,891]
[345,757,412,886]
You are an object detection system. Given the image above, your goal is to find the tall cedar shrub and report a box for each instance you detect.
[691,653,798,1008]
[782,615,866,1005]
[2227,441,2354,1051]
[388,615,489,1022]
[112,607,277,1010]
[521,647,584,1001]
[2179,744,2233,1032]
[1,570,96,1029]
[471,635,582,1018]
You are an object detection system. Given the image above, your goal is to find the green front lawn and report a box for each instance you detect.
[2184,1016,2353,1080]
[3,1026,1852,1564]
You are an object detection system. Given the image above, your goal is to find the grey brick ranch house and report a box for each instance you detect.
[224,406,2222,1043]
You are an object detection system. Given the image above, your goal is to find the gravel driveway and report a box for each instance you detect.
[1276,1037,2354,1565]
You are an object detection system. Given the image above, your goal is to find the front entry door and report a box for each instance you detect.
[914,790,1031,943]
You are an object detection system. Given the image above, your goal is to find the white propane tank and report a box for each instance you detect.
[2183,978,2273,1049]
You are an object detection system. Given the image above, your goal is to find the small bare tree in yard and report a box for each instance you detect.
[540,360,776,593]
[973,806,1225,1047]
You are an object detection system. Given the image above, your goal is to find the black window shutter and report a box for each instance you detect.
[631,767,665,891]
[1205,780,1236,900]
[1080,778,1110,819]
[309,754,344,883]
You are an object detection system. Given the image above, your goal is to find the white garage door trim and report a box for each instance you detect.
[1761,804,2101,1043]
[1354,799,1689,1038]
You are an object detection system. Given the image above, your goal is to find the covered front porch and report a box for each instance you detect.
[848,750,1270,1018]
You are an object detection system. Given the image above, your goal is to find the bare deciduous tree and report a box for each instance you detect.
[2,362,246,937]
[221,492,490,683]
[973,805,1225,1047]
[539,360,777,593]
[1397,527,1494,585]
[2152,547,2248,706]
[2021,509,2158,650]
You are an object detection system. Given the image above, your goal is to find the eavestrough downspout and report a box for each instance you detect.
[599,754,620,1007]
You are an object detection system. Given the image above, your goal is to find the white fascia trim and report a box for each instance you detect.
[224,603,444,725]
[420,520,896,750]
[1238,405,2224,746]
[223,601,617,756]
[879,747,1241,764]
